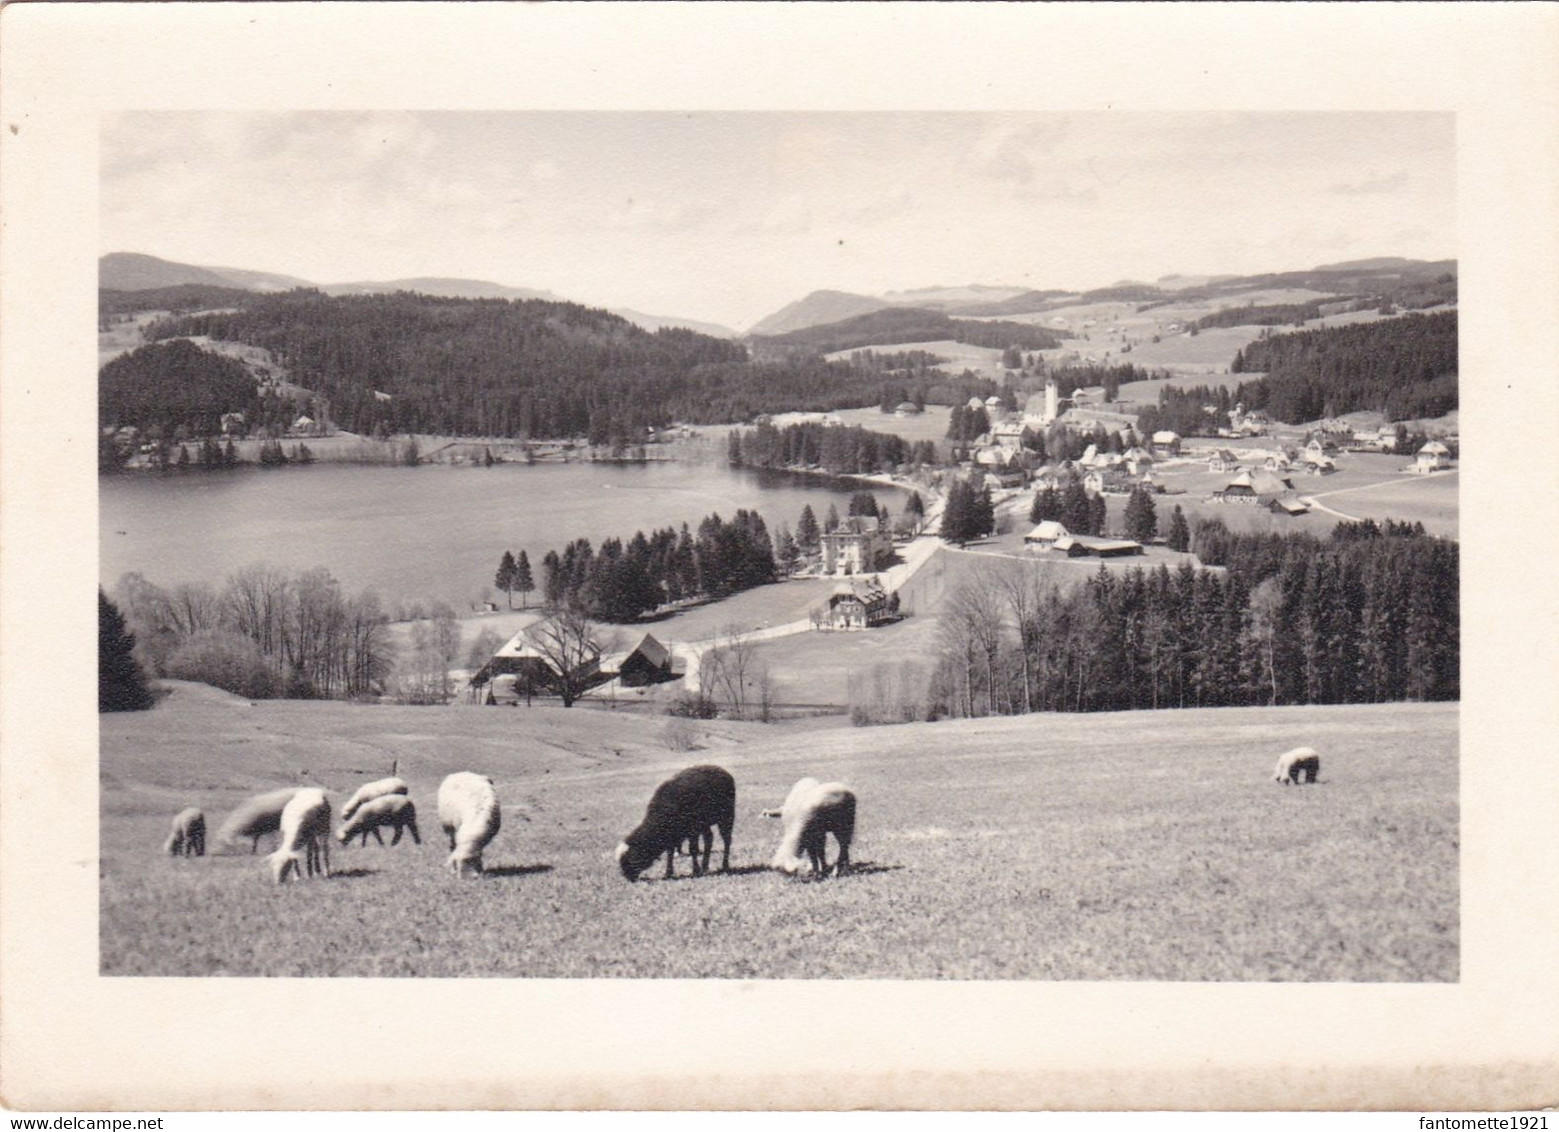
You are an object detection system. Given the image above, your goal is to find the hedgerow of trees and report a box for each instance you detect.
[113,565,395,701]
[893,519,1456,721]
[535,510,778,624]
[729,421,940,474]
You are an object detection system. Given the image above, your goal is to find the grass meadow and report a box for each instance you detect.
[102,683,1457,980]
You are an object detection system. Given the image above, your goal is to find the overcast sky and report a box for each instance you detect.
[101,111,1455,331]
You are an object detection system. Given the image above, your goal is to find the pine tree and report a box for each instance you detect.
[1029,486,1062,525]
[1166,505,1190,552]
[939,479,972,546]
[824,502,841,533]
[495,551,517,609]
[1124,486,1158,543]
[1086,493,1108,537]
[796,504,820,553]
[514,550,534,608]
[100,590,155,712]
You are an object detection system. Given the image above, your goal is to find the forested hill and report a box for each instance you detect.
[751,306,1064,357]
[140,290,911,439]
[1232,310,1458,423]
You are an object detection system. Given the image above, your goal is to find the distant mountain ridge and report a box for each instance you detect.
[98,252,737,338]
[746,257,1457,333]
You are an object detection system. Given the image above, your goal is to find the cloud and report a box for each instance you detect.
[1329,169,1409,195]
[972,119,1071,185]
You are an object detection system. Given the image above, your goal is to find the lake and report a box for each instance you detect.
[100,461,901,611]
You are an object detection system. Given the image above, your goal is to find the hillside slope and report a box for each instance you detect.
[102,690,1457,980]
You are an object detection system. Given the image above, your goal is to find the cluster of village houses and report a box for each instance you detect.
[466,384,1458,694]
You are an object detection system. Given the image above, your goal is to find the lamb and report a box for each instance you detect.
[340,776,409,822]
[616,764,735,882]
[267,788,332,883]
[337,794,421,849]
[217,787,306,853]
[764,777,856,878]
[1274,746,1322,785]
[163,807,206,857]
[438,772,501,877]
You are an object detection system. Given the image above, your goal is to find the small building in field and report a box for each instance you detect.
[1023,520,1070,549]
[1270,498,1311,516]
[1412,440,1453,474]
[820,516,894,575]
[816,579,892,631]
[220,412,246,436]
[1044,534,1144,558]
[894,402,922,417]
[615,633,674,687]
[1151,430,1181,456]
[1301,454,1337,475]
[1209,449,1240,473]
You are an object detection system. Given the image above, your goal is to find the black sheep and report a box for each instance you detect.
[616,765,735,881]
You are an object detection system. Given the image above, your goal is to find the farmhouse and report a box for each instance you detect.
[613,633,675,687]
[1270,498,1311,516]
[1023,520,1070,549]
[1151,430,1181,456]
[893,402,921,417]
[1214,467,1297,506]
[473,629,602,690]
[815,578,892,631]
[220,412,246,436]
[1411,440,1453,474]
[1301,454,1337,476]
[820,516,894,575]
[1209,449,1240,473]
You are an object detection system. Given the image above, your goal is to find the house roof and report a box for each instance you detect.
[625,632,669,667]
[492,628,601,664]
[1419,440,1450,455]
[1225,467,1294,496]
[830,579,887,604]
[1152,430,1179,444]
[1024,520,1070,542]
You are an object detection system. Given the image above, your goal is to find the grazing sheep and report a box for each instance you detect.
[218,787,306,853]
[163,807,206,857]
[1274,746,1322,785]
[267,788,332,883]
[337,794,421,848]
[438,773,501,877]
[764,777,856,878]
[340,776,409,822]
[616,764,735,882]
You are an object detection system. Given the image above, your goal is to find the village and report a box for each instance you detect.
[459,370,1457,716]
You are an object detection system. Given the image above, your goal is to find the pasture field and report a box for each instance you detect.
[829,405,954,444]
[824,339,1008,381]
[1308,470,1459,536]
[102,684,1457,980]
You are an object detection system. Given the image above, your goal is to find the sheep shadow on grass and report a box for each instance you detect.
[325,867,378,880]
[780,861,905,882]
[482,863,554,879]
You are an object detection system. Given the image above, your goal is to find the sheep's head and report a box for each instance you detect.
[616,840,653,882]
[335,823,357,844]
[269,851,299,884]
[447,848,482,878]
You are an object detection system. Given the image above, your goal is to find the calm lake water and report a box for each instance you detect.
[100,461,898,609]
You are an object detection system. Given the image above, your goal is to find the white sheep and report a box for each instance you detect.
[337,794,421,848]
[267,788,332,883]
[218,787,306,853]
[164,807,206,857]
[764,777,856,878]
[340,776,409,822]
[1274,746,1322,785]
[438,772,501,877]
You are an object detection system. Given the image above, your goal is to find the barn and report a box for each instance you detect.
[615,633,674,687]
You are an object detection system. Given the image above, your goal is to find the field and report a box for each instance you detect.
[102,683,1458,980]
[829,404,954,444]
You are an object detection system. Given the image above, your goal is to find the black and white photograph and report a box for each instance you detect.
[3,0,1557,1114]
[94,107,1462,981]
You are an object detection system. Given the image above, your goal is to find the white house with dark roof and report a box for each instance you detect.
[1411,440,1453,474]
